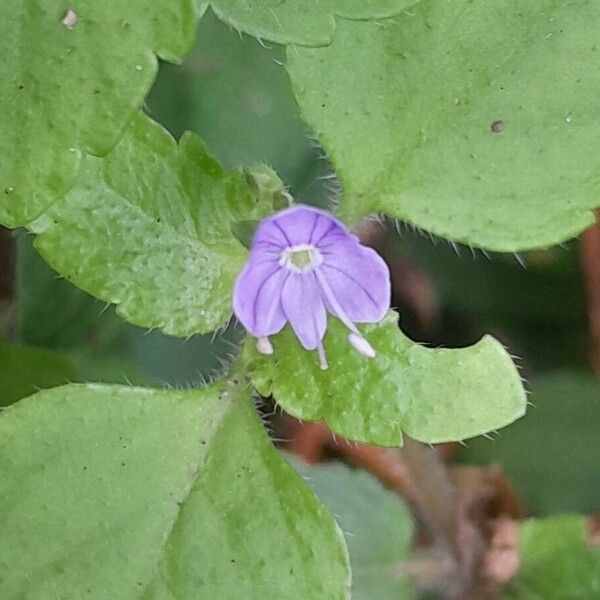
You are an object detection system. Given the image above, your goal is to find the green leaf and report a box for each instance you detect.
[210,1,419,47]
[0,0,205,228]
[291,457,415,599]
[29,112,269,336]
[15,234,238,387]
[460,371,600,517]
[287,1,600,251]
[0,383,350,599]
[0,340,78,407]
[245,312,526,446]
[504,516,600,599]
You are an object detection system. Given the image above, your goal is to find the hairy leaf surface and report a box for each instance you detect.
[246,313,526,446]
[30,113,269,336]
[210,0,419,46]
[287,1,600,250]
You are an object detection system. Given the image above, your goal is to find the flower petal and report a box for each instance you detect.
[312,219,357,252]
[251,217,289,251]
[281,272,327,350]
[269,205,340,247]
[250,204,352,253]
[320,242,390,323]
[232,259,288,336]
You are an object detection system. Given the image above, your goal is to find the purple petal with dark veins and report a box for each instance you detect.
[268,205,330,246]
[307,211,337,245]
[281,272,327,350]
[320,241,390,323]
[234,203,391,353]
[232,258,288,336]
[316,226,358,250]
[251,216,289,250]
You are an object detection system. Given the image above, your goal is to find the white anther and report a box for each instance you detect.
[348,333,376,358]
[256,336,274,355]
[317,342,329,370]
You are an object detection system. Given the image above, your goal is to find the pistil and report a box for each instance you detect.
[280,244,323,273]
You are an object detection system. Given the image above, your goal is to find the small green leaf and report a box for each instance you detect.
[210,0,419,47]
[0,0,206,228]
[29,112,270,336]
[287,1,600,251]
[245,312,526,446]
[15,234,236,387]
[504,516,600,599]
[0,383,350,599]
[291,457,415,599]
[0,340,78,407]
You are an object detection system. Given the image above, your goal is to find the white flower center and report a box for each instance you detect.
[280,244,323,273]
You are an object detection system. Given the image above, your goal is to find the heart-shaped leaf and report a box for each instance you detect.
[287,0,600,251]
[0,383,350,598]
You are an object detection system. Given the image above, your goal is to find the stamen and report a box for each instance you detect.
[315,269,375,358]
[314,269,375,358]
[348,333,376,358]
[314,269,360,335]
[256,336,274,355]
[317,342,328,370]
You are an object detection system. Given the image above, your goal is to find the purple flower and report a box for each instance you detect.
[233,204,391,369]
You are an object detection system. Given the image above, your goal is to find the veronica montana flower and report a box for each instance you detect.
[233,204,391,369]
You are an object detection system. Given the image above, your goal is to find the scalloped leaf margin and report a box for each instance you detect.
[245,312,527,446]
[0,0,207,228]
[28,112,271,336]
[286,0,600,251]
